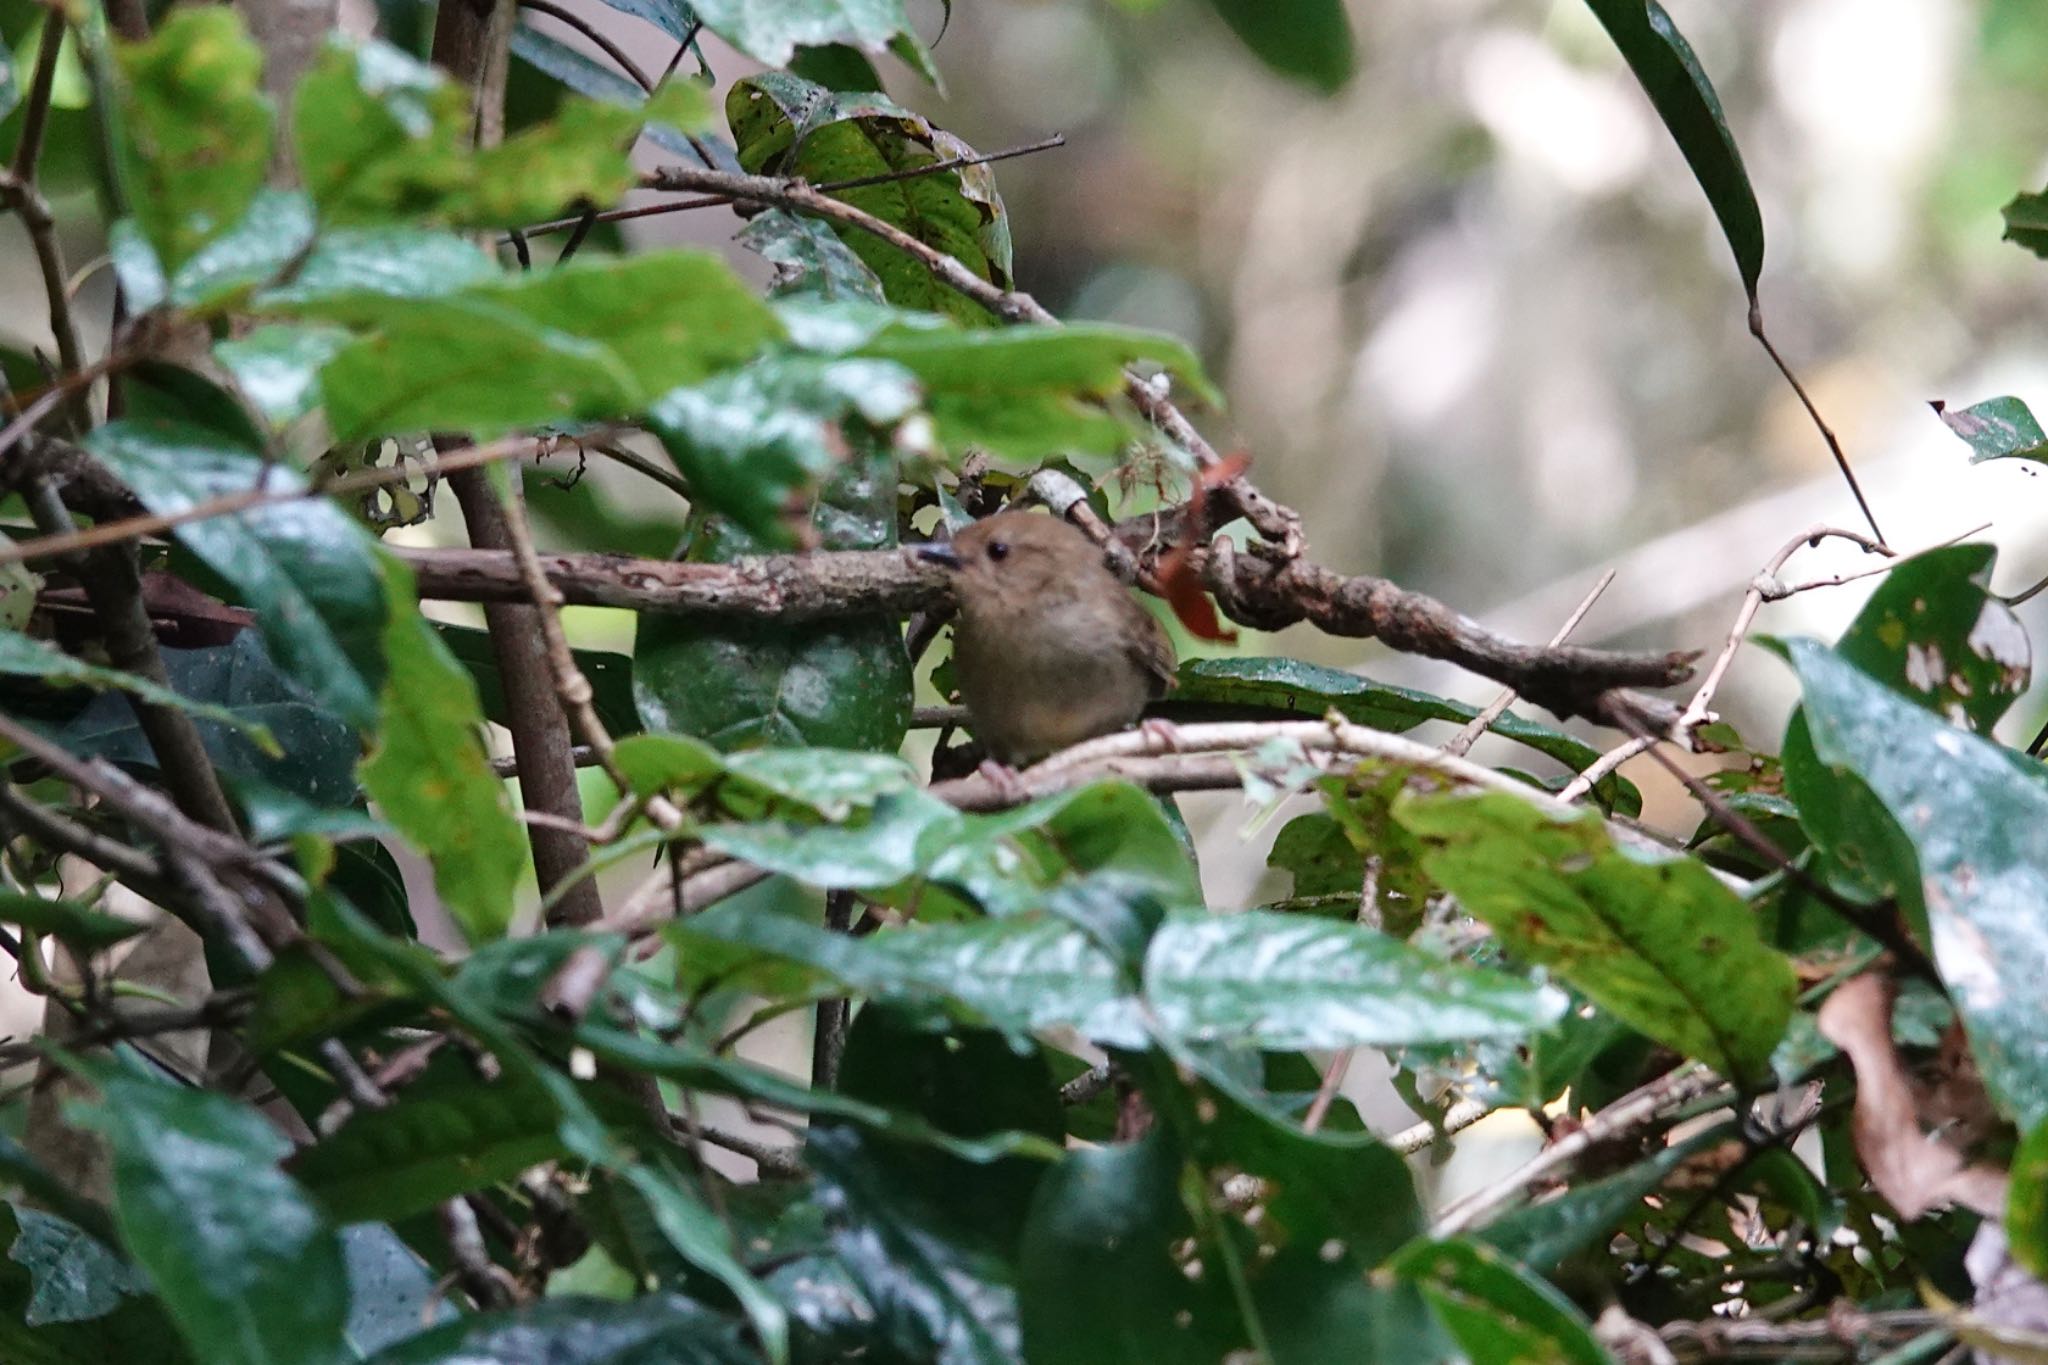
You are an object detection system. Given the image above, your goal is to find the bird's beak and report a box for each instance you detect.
[915,541,963,570]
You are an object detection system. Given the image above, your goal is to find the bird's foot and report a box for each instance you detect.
[976,758,1030,804]
[1138,717,1185,752]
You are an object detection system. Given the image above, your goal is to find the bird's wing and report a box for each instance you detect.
[1123,599,1179,699]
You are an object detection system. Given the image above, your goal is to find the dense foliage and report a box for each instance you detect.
[1,0,2047,1361]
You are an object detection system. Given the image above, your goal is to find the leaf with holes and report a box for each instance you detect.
[1933,396,2048,464]
[728,73,1004,323]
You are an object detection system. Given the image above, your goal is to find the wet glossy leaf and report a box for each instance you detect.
[68,1066,349,1365]
[634,449,909,752]
[1780,545,2029,904]
[7,1206,148,1326]
[112,9,273,273]
[366,1295,756,1364]
[358,557,524,944]
[84,423,389,728]
[693,0,936,82]
[1399,792,1796,1087]
[1933,396,2048,463]
[339,1224,453,1355]
[0,893,148,954]
[213,324,350,427]
[0,627,277,748]
[1787,639,2048,1128]
[0,1204,188,1365]
[1478,1125,1734,1267]
[1019,1132,1235,1365]
[438,622,641,739]
[1176,657,1640,815]
[804,1126,1018,1364]
[1201,0,1354,93]
[645,355,920,546]
[311,251,782,441]
[729,74,1000,322]
[739,210,887,302]
[254,227,500,310]
[294,37,709,227]
[676,900,1560,1052]
[1584,0,1763,300]
[158,189,315,311]
[55,633,358,806]
[1390,1239,1605,1365]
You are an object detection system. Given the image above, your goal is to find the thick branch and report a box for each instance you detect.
[396,542,1693,723]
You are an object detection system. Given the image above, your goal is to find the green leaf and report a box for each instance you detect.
[293,36,709,227]
[254,227,500,310]
[645,354,920,547]
[359,557,523,944]
[53,634,358,807]
[308,251,782,441]
[366,1295,756,1364]
[1398,792,1796,1087]
[677,901,1561,1052]
[692,0,936,81]
[158,189,315,311]
[84,423,389,728]
[854,321,1220,466]
[213,324,350,427]
[112,9,274,273]
[1477,1124,1735,1266]
[804,1126,1020,1363]
[1177,658,1641,815]
[0,627,278,747]
[438,622,641,739]
[0,893,148,954]
[289,1068,567,1224]
[634,447,909,752]
[2009,1118,2048,1279]
[1200,0,1355,92]
[1019,1132,1238,1364]
[1583,0,1763,301]
[1933,396,2048,463]
[0,1203,190,1365]
[1785,639,2048,1128]
[1780,545,2029,904]
[1390,1239,1605,1365]
[728,74,1001,322]
[590,0,698,43]
[2002,188,2048,259]
[739,209,888,302]
[7,1205,148,1327]
[624,1163,789,1365]
[68,1067,349,1365]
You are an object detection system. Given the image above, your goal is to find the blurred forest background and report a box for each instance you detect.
[6,0,2048,1175]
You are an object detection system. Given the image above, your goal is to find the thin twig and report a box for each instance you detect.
[511,134,1069,242]
[0,429,597,567]
[1749,307,1884,545]
[1444,569,1614,756]
[1432,1064,1726,1236]
[518,0,654,91]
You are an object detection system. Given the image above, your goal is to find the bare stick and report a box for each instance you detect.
[1432,1064,1726,1236]
[1444,569,1614,757]
[1749,307,1884,545]
[518,0,654,91]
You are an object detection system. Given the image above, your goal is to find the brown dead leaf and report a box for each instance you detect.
[1817,972,2008,1220]
[1150,452,1248,644]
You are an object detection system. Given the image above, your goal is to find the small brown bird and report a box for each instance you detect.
[917,510,1177,765]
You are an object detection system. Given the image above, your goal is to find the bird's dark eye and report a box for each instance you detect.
[987,540,1010,562]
